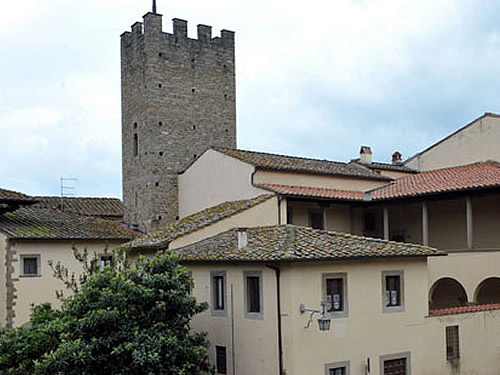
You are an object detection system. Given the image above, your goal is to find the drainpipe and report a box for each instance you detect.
[266,263,284,375]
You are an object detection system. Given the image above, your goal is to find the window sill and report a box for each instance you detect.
[244,311,264,320]
[20,274,42,278]
[383,305,405,313]
[326,310,349,319]
[211,309,227,317]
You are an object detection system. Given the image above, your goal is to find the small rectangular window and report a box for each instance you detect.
[247,277,260,312]
[211,271,226,316]
[214,276,224,310]
[100,255,113,271]
[309,211,324,230]
[329,367,346,375]
[244,271,263,319]
[21,255,40,277]
[385,275,401,307]
[215,346,227,374]
[323,273,348,317]
[382,270,404,313]
[326,278,344,312]
[446,325,460,360]
[379,352,410,375]
[133,133,138,157]
[325,361,350,375]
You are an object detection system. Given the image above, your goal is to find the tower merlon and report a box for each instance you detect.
[173,18,188,38]
[144,12,162,34]
[131,21,143,34]
[197,24,212,41]
[221,29,235,48]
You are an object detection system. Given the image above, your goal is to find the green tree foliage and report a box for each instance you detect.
[0,250,210,375]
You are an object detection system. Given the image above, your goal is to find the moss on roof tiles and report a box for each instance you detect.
[213,147,392,181]
[0,206,137,241]
[126,194,275,250]
[0,188,36,203]
[34,196,124,218]
[172,225,445,262]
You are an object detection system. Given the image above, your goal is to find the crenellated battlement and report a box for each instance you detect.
[121,13,234,49]
[121,11,236,232]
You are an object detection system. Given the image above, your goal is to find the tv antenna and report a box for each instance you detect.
[153,0,157,13]
[60,177,78,211]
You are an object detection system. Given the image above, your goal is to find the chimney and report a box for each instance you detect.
[237,228,248,249]
[392,151,402,165]
[359,146,372,164]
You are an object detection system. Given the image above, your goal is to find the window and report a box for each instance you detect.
[382,270,404,313]
[323,273,348,317]
[133,133,138,157]
[364,211,376,232]
[309,210,324,230]
[21,255,40,277]
[446,325,460,360]
[100,255,113,271]
[325,361,350,375]
[244,271,263,319]
[380,352,411,375]
[211,271,226,316]
[215,346,227,374]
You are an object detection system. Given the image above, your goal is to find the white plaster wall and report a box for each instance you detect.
[406,114,500,171]
[178,149,266,218]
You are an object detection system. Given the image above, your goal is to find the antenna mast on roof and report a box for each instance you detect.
[152,0,157,13]
[60,177,78,212]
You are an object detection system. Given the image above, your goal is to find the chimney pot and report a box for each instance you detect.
[237,228,248,249]
[359,146,372,164]
[392,151,402,165]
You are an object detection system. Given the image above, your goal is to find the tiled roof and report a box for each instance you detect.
[257,184,365,201]
[171,225,444,262]
[213,147,392,181]
[126,194,275,250]
[34,196,124,218]
[370,161,500,200]
[429,303,500,317]
[0,188,36,203]
[351,160,418,173]
[0,206,137,241]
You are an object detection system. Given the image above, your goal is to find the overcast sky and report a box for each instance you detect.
[2,0,500,198]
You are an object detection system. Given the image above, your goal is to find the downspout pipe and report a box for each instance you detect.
[266,263,283,375]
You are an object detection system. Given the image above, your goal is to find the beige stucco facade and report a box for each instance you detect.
[3,239,123,327]
[254,169,387,191]
[186,256,500,375]
[406,113,500,171]
[178,149,266,218]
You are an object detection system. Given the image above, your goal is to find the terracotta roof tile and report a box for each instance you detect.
[213,147,392,181]
[126,194,275,250]
[169,225,444,262]
[257,184,365,201]
[370,161,500,200]
[34,196,124,219]
[0,206,137,241]
[429,303,500,316]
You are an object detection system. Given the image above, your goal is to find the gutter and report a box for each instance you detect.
[265,263,284,375]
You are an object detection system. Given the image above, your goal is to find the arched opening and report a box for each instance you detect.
[429,277,468,310]
[475,277,500,304]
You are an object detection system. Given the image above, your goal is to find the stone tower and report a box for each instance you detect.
[121,12,237,232]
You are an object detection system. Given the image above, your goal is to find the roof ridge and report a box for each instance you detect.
[213,146,348,165]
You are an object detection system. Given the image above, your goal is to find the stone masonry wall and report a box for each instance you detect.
[121,12,237,232]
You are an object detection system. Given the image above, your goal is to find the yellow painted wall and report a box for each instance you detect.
[406,114,500,171]
[178,149,266,218]
[253,170,388,191]
[10,240,123,327]
[187,263,279,375]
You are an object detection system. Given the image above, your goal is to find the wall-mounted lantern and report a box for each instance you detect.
[299,299,331,331]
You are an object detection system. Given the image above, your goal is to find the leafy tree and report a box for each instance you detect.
[0,250,210,375]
